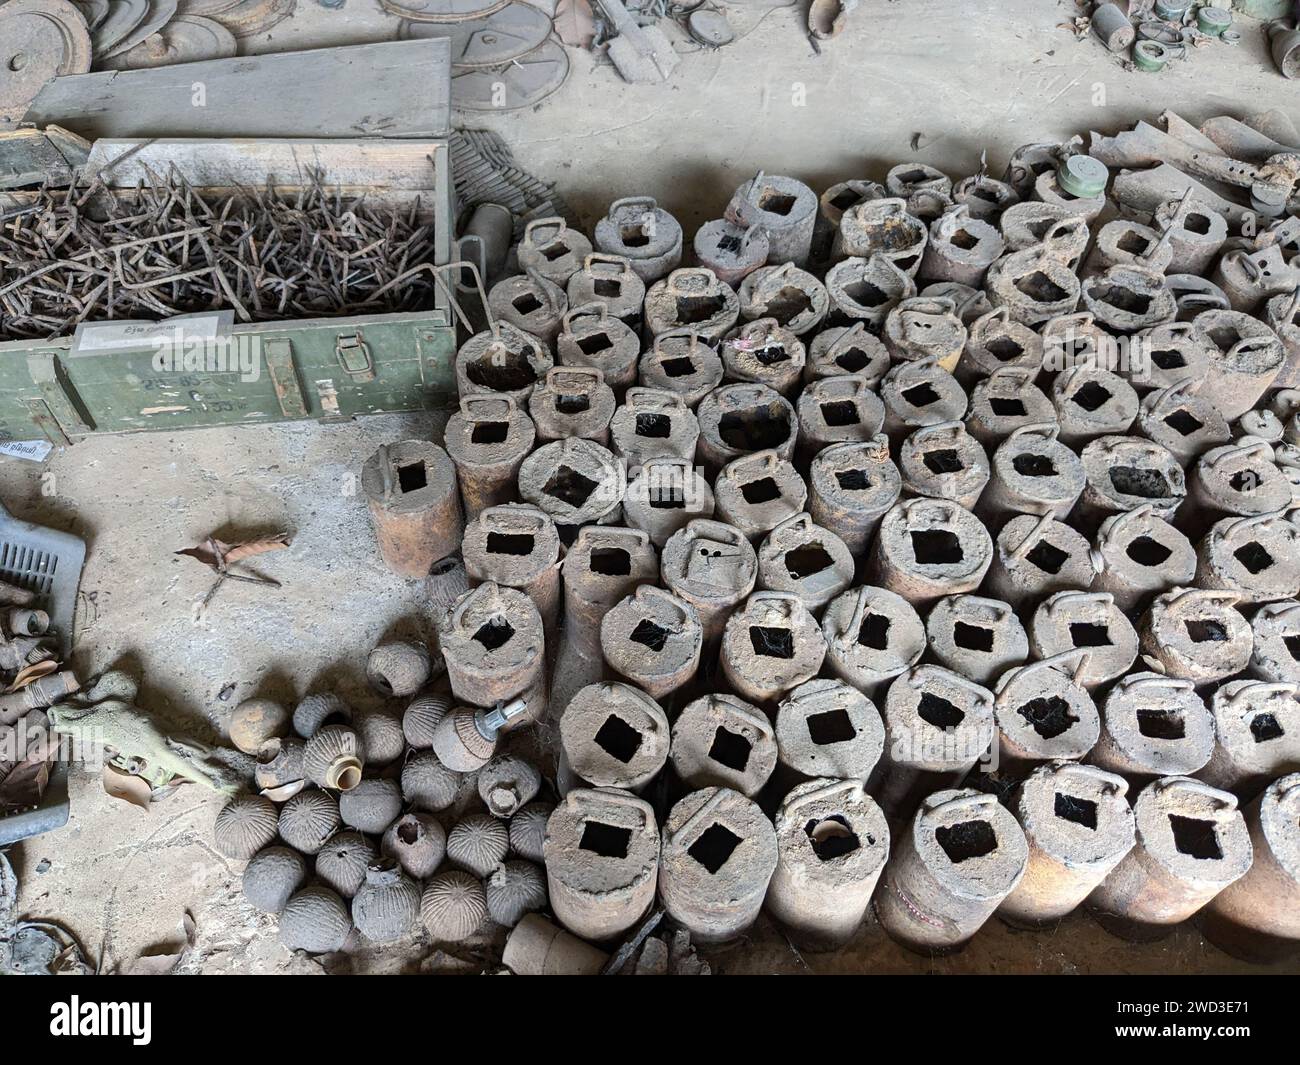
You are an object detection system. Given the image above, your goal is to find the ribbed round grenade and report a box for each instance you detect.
[254,736,307,793]
[486,861,548,927]
[229,698,290,755]
[278,789,341,855]
[508,801,554,863]
[214,795,279,859]
[241,846,308,913]
[292,692,353,739]
[280,885,352,954]
[303,724,366,790]
[478,754,542,818]
[315,831,376,899]
[421,871,489,942]
[366,640,432,697]
[339,778,403,834]
[355,708,406,768]
[401,750,463,812]
[351,864,421,943]
[403,691,452,749]
[432,705,498,772]
[382,813,447,879]
[447,812,510,877]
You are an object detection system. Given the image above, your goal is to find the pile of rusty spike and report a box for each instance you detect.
[0,169,438,341]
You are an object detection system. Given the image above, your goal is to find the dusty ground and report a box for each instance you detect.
[4,0,1300,974]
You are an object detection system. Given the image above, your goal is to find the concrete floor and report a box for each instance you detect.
[5,0,1300,973]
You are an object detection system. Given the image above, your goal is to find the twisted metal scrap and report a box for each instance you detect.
[0,168,438,341]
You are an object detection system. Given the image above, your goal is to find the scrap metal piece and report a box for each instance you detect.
[1090,672,1215,785]
[644,267,739,341]
[362,441,464,579]
[0,0,92,129]
[726,173,818,267]
[609,387,699,466]
[738,263,829,336]
[444,395,537,521]
[992,653,1101,775]
[1139,587,1253,686]
[809,437,902,556]
[1029,591,1138,689]
[714,451,807,544]
[623,456,715,547]
[451,38,569,112]
[437,582,545,722]
[529,366,616,445]
[382,0,508,20]
[99,14,237,68]
[897,422,988,512]
[638,330,724,408]
[1269,19,1300,79]
[670,692,777,798]
[805,323,890,386]
[593,196,684,284]
[400,2,552,66]
[687,8,733,47]
[925,594,1028,687]
[90,0,149,56]
[720,591,826,707]
[559,682,670,792]
[773,678,884,786]
[661,519,756,647]
[594,0,678,83]
[100,0,177,60]
[1091,1,1136,51]
[1092,504,1196,612]
[556,303,639,389]
[985,513,1096,609]
[821,585,926,698]
[695,382,797,476]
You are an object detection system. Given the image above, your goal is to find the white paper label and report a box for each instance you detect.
[0,439,54,462]
[72,311,233,355]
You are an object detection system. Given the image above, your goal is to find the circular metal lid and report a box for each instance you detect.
[73,0,110,29]
[100,13,238,67]
[382,0,509,24]
[101,0,179,58]
[1133,39,1170,71]
[1197,6,1231,33]
[687,9,733,46]
[399,2,551,67]
[1056,153,1108,198]
[451,37,568,112]
[210,0,295,37]
[91,0,150,56]
[0,0,92,128]
[177,0,244,16]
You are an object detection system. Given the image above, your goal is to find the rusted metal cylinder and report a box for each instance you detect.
[773,677,884,786]
[558,681,670,792]
[660,786,778,944]
[562,526,659,662]
[517,437,624,537]
[1201,774,1300,961]
[808,437,902,558]
[1092,503,1197,613]
[804,322,890,385]
[834,197,928,274]
[956,306,1044,385]
[1000,201,1089,258]
[455,323,553,407]
[609,387,700,467]
[1003,142,1064,198]
[670,692,778,798]
[796,375,886,466]
[998,762,1136,928]
[897,421,989,511]
[876,789,1028,954]
[1195,308,1286,418]
[554,302,640,391]
[600,585,702,700]
[1034,167,1106,222]
[920,206,1004,289]
[462,504,561,641]
[543,787,660,942]
[660,519,758,647]
[714,451,808,543]
[923,281,992,326]
[622,456,715,547]
[638,329,724,408]
[925,594,1028,686]
[437,582,545,726]
[1153,198,1228,276]
[984,513,1095,608]
[644,267,740,341]
[528,366,615,445]
[516,217,593,286]
[1136,381,1231,467]
[719,317,805,397]
[876,665,996,818]
[694,219,769,287]
[1085,218,1173,276]
[720,591,827,708]
[1249,600,1300,683]
[1087,777,1252,940]
[1187,440,1294,535]
[755,512,854,614]
[503,913,609,975]
[821,585,927,697]
[880,358,969,444]
[726,173,819,267]
[824,254,916,328]
[814,179,884,265]
[868,497,993,607]
[884,296,968,371]
[362,440,464,579]
[1076,436,1186,533]
[737,263,830,336]
[566,253,646,328]
[443,395,536,521]
[1139,587,1254,687]
[1195,513,1300,605]
[695,382,798,477]
[985,239,1082,328]
[1128,321,1214,392]
[886,162,953,220]
[487,271,568,346]
[1090,673,1216,787]
[766,779,890,951]
[952,173,1019,222]
[964,368,1056,447]
[1201,679,1300,797]
[593,196,683,284]
[1028,591,1138,689]
[981,424,1085,525]
[992,652,1101,776]
[1051,367,1140,447]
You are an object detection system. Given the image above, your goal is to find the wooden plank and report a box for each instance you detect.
[24,39,451,141]
[0,127,91,189]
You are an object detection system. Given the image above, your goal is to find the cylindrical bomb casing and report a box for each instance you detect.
[454,323,553,407]
[638,329,725,408]
[980,424,1085,526]
[443,395,536,521]
[695,383,798,478]
[795,374,886,466]
[543,787,660,942]
[804,323,891,386]
[1152,198,1228,275]
[1028,590,1138,690]
[1089,672,1216,786]
[503,913,610,975]
[920,207,1004,289]
[955,306,1044,385]
[1194,308,1285,418]
[559,681,670,792]
[517,436,624,536]
[1127,321,1214,393]
[555,302,640,392]
[823,254,916,328]
[992,653,1101,776]
[774,678,884,786]
[562,525,659,662]
[1086,776,1252,939]
[868,497,993,608]
[623,456,715,548]
[952,174,1019,222]
[362,440,463,579]
[1092,504,1197,613]
[1201,774,1300,962]
[720,591,827,708]
[725,174,819,267]
[516,217,593,286]
[737,263,830,337]
[1084,218,1173,275]
[984,513,1095,609]
[600,585,703,700]
[876,665,996,819]
[821,585,927,698]
[1136,382,1232,468]
[1138,588,1254,687]
[660,519,758,647]
[924,594,1029,686]
[755,512,855,614]
[609,387,700,466]
[643,267,740,341]
[808,437,902,558]
[528,366,616,445]
[566,252,646,328]
[998,762,1136,927]
[879,358,969,444]
[1200,679,1300,798]
[659,787,778,945]
[766,779,890,951]
[1050,367,1139,447]
[1249,600,1300,683]
[897,421,989,511]
[694,218,770,286]
[876,789,1029,953]
[1194,513,1300,605]
[670,692,778,798]
[719,317,806,397]
[1187,440,1294,531]
[963,368,1057,447]
[1076,436,1186,534]
[461,504,561,641]
[834,197,928,274]
[883,296,968,371]
[593,196,683,284]
[714,450,808,544]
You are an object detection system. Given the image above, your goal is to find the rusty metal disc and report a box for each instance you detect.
[73,0,110,29]
[102,0,179,58]
[99,14,238,67]
[210,0,294,37]
[0,0,92,129]
[399,2,551,67]
[176,0,244,15]
[91,0,151,56]
[382,0,510,25]
[450,36,568,112]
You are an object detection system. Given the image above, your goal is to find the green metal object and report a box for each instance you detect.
[1154,0,1191,18]
[1196,5,1232,35]
[1057,155,1110,198]
[1134,39,1172,70]
[1231,0,1290,20]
